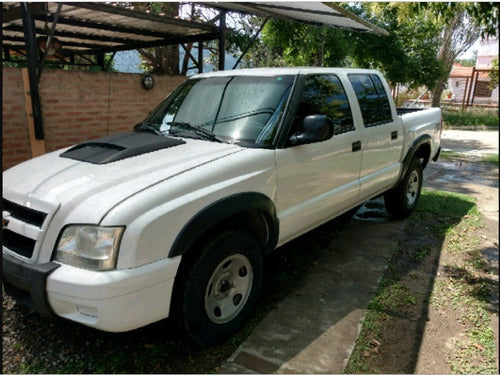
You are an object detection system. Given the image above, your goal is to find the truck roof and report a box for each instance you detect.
[190,67,381,79]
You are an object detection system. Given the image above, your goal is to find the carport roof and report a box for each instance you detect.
[2,2,220,56]
[3,2,389,147]
[206,2,389,36]
[2,2,388,58]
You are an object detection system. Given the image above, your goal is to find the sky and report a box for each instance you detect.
[114,50,143,74]
[458,39,480,59]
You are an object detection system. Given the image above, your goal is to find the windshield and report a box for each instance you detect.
[143,75,294,147]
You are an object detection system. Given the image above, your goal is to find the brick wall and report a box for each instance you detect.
[2,68,32,168]
[2,67,185,170]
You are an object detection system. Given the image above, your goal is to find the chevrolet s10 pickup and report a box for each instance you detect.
[3,67,441,345]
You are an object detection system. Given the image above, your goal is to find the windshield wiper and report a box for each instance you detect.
[167,121,224,143]
[134,122,164,136]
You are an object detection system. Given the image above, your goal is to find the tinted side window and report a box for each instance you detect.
[294,75,354,135]
[348,74,393,127]
[371,75,392,123]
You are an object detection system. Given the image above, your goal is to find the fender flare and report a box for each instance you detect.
[398,134,431,185]
[168,192,279,258]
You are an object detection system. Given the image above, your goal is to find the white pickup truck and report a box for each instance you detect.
[3,67,441,345]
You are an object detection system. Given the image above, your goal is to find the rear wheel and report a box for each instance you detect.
[179,231,263,346]
[384,158,423,219]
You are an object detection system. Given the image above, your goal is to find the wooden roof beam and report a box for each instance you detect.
[34,14,198,40]
[2,2,46,24]
[87,32,221,54]
[3,24,155,45]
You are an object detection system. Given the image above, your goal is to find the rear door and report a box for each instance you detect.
[348,73,404,201]
[275,74,362,244]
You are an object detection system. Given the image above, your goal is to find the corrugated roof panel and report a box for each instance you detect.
[2,1,388,56]
[207,1,389,36]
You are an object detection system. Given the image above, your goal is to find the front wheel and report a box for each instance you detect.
[384,158,423,219]
[179,231,263,346]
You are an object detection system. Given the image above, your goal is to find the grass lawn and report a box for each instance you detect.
[345,190,497,374]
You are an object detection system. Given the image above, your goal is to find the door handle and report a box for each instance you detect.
[352,141,361,152]
[391,131,398,140]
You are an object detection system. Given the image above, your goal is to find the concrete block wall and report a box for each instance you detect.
[2,68,185,170]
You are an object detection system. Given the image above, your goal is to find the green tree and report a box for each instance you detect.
[456,50,478,67]
[248,2,498,107]
[393,2,498,106]
[347,2,444,89]
[226,16,286,68]
[247,2,444,90]
[261,21,352,67]
[118,2,180,75]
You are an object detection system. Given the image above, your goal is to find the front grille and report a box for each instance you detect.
[3,198,49,259]
[2,229,36,258]
[3,199,47,227]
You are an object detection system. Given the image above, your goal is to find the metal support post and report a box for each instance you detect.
[97,52,105,71]
[21,2,44,140]
[198,41,203,73]
[37,2,62,82]
[232,17,269,70]
[218,10,226,71]
[104,51,116,71]
[4,47,12,61]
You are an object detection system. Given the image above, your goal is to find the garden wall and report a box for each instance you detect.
[2,67,185,170]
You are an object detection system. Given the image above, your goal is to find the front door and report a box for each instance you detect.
[275,74,362,244]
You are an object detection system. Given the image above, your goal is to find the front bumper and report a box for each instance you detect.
[3,252,60,315]
[3,253,181,332]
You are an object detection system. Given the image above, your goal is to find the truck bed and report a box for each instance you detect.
[396,107,426,116]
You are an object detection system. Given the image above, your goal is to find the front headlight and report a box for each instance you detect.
[55,225,124,271]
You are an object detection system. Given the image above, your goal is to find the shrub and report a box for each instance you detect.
[442,108,499,128]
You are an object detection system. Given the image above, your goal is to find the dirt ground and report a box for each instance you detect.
[416,157,499,373]
[352,130,499,374]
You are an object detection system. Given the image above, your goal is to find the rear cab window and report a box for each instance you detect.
[348,74,393,127]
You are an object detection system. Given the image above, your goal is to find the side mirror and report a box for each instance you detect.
[289,115,334,146]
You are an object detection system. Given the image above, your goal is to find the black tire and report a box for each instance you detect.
[384,158,423,219]
[178,231,263,346]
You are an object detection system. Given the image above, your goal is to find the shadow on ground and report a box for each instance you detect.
[345,192,477,373]
[1,211,384,374]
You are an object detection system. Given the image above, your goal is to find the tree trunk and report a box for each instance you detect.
[316,31,326,67]
[431,80,446,107]
[431,10,479,107]
[181,43,193,76]
[431,15,456,107]
[160,46,180,75]
[180,5,196,76]
[135,2,180,75]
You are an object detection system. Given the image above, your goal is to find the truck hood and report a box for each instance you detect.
[3,134,243,223]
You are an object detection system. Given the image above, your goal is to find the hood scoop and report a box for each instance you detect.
[60,132,185,164]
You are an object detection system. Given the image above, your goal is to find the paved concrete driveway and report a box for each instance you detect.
[440,130,499,158]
